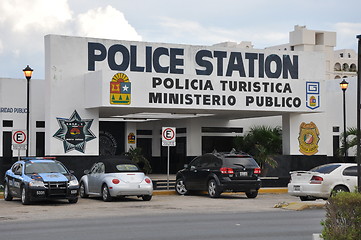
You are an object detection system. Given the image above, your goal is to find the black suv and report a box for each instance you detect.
[175,151,261,198]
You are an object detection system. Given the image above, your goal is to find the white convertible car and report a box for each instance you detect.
[288,163,358,201]
[79,158,153,201]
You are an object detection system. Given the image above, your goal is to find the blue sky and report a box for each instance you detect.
[0,0,360,79]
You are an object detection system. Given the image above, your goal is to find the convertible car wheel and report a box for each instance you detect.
[102,184,113,202]
[79,182,89,198]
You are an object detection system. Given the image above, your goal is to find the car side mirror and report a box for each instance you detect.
[69,170,75,174]
[184,164,189,169]
[84,169,90,175]
[190,165,196,170]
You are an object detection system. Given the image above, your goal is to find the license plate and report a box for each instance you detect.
[239,172,248,177]
[36,190,45,195]
[294,185,301,191]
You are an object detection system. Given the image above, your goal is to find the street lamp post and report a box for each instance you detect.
[340,79,349,162]
[23,65,33,157]
[357,35,361,193]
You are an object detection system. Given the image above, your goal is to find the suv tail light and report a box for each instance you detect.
[220,167,234,174]
[253,168,261,175]
[310,176,323,184]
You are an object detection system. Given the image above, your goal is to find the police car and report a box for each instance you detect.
[4,158,79,204]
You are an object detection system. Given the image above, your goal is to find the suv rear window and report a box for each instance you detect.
[222,156,259,168]
[310,164,341,174]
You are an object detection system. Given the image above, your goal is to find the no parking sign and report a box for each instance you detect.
[12,130,27,150]
[162,127,176,146]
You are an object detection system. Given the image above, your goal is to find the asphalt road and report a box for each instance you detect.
[0,193,325,240]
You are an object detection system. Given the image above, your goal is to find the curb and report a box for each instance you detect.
[0,188,288,199]
[153,188,288,196]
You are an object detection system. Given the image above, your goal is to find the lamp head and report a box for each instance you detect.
[23,65,33,81]
[340,79,349,91]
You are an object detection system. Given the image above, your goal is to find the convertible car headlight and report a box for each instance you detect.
[29,180,45,187]
[68,178,79,187]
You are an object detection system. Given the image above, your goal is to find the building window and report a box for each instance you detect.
[315,33,324,45]
[202,127,243,133]
[176,128,187,134]
[36,132,45,156]
[2,131,12,163]
[136,130,152,135]
[350,63,357,72]
[3,120,13,127]
[334,63,341,71]
[340,53,344,58]
[333,126,339,133]
[36,121,45,128]
[342,63,349,71]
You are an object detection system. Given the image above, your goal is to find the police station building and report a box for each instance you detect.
[0,26,358,179]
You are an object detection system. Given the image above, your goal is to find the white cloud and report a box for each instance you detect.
[75,6,142,41]
[0,0,72,33]
[0,1,142,78]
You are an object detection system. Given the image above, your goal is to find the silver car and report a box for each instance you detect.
[79,158,153,201]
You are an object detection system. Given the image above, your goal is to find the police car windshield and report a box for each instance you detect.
[25,162,68,174]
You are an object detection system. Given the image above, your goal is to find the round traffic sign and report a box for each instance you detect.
[163,128,175,141]
[13,131,27,144]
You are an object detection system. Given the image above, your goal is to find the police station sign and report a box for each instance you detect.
[84,39,323,112]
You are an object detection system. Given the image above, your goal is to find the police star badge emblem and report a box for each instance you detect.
[53,110,96,153]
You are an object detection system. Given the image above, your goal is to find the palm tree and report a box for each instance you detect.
[338,127,358,158]
[125,146,152,174]
[234,126,282,173]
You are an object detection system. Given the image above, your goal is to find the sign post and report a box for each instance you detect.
[12,130,27,160]
[162,127,176,189]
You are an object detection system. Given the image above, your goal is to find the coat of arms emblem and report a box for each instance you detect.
[110,73,131,105]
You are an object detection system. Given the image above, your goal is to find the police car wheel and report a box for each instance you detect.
[4,183,13,201]
[21,187,30,205]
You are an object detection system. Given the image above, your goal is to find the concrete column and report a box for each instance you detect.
[186,119,202,156]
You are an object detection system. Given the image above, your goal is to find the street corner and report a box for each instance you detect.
[274,201,326,211]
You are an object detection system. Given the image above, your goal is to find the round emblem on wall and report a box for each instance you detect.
[298,122,320,156]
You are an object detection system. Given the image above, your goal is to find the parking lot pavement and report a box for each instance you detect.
[0,192,325,222]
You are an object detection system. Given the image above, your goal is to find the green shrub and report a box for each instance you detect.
[321,192,361,240]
